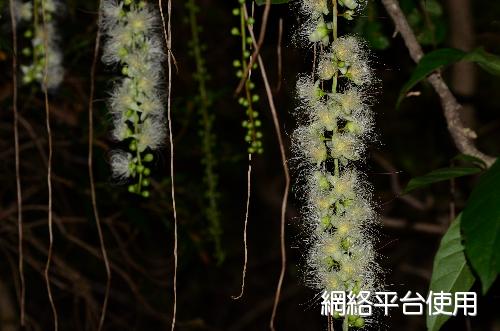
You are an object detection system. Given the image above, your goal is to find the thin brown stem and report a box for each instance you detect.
[243,7,291,331]
[276,18,283,92]
[88,2,112,330]
[232,154,252,300]
[159,1,178,330]
[8,0,25,326]
[41,0,58,329]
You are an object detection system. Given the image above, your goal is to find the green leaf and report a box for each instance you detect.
[397,48,466,107]
[397,48,500,107]
[427,215,475,331]
[255,0,289,5]
[403,167,482,194]
[464,47,500,76]
[462,159,500,293]
[452,154,488,170]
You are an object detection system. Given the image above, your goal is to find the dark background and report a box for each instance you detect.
[0,0,499,330]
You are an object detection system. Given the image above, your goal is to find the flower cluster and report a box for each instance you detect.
[231,0,263,155]
[14,0,64,90]
[292,0,380,329]
[101,0,166,197]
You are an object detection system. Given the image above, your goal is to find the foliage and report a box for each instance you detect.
[402,166,482,194]
[462,159,500,293]
[398,48,500,107]
[427,214,476,331]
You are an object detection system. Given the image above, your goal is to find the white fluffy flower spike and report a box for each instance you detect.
[101,0,166,197]
[292,0,381,329]
[15,0,64,90]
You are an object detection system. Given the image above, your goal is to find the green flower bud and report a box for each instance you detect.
[128,184,136,193]
[230,27,240,36]
[353,317,365,328]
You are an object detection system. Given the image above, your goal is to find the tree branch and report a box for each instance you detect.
[381,0,496,167]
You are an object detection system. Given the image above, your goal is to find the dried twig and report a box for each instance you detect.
[381,0,496,167]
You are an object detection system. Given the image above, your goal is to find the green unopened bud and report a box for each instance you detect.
[141,190,150,198]
[118,47,128,58]
[143,168,151,176]
[353,317,365,328]
[321,216,331,228]
[345,121,360,134]
[341,237,352,250]
[143,153,154,162]
[129,141,137,151]
[230,27,239,36]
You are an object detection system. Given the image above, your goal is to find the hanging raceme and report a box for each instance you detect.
[231,0,263,155]
[101,0,166,197]
[14,0,64,90]
[292,0,381,329]
[185,0,224,263]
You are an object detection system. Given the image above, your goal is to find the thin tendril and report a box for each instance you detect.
[89,1,112,330]
[41,0,58,329]
[9,0,25,326]
[159,1,178,330]
[232,154,252,300]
